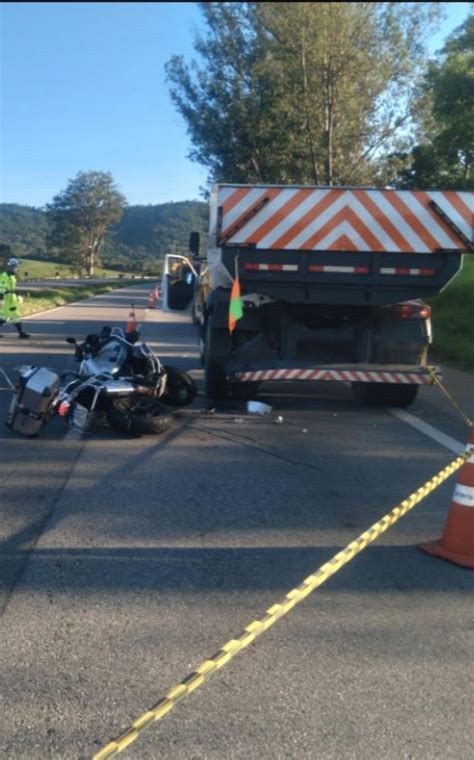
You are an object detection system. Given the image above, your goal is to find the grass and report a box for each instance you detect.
[19,283,138,317]
[15,259,154,318]
[428,255,474,372]
[18,259,134,279]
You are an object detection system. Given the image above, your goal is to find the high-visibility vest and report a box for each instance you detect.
[0,271,21,320]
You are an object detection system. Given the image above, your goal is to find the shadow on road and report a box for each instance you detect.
[2,543,471,595]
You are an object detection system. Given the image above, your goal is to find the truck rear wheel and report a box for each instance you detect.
[205,357,228,400]
[351,382,418,407]
[204,322,230,400]
[229,381,260,400]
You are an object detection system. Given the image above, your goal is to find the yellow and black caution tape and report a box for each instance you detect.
[428,366,472,428]
[93,447,474,760]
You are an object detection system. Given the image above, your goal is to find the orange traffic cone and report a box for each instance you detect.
[125,304,138,334]
[418,425,474,569]
[147,289,156,309]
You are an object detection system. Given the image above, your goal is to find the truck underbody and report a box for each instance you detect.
[202,288,435,405]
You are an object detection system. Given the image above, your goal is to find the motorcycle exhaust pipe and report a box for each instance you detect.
[101,381,158,397]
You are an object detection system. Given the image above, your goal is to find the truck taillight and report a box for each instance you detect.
[391,303,431,320]
[418,305,431,319]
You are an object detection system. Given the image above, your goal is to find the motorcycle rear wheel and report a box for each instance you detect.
[106,395,172,435]
[160,365,197,407]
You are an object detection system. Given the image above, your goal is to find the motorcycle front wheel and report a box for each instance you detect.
[160,365,197,407]
[106,395,172,435]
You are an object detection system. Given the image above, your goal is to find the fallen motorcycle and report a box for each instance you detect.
[6,326,197,437]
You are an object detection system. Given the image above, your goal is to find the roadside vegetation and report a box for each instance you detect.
[20,282,140,318]
[18,258,134,280]
[429,255,474,372]
[17,259,150,319]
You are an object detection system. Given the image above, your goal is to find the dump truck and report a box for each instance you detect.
[163,184,473,405]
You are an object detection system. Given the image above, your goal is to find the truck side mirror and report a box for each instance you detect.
[189,231,200,258]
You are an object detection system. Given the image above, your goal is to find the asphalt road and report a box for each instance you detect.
[0,283,473,760]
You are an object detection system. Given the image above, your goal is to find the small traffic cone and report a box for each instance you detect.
[418,425,474,569]
[125,304,138,334]
[147,289,156,309]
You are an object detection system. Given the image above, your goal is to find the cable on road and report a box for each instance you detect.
[92,446,474,760]
[0,367,14,391]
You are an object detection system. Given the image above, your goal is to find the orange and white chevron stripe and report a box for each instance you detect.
[215,186,473,253]
[234,368,441,384]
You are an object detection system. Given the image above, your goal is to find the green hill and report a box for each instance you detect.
[0,203,50,258]
[113,201,208,255]
[0,200,208,272]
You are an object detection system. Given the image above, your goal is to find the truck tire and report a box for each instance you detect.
[229,381,260,400]
[351,382,418,407]
[204,321,229,400]
[205,355,228,400]
[106,395,173,435]
[191,296,201,325]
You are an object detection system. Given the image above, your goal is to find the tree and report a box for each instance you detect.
[166,2,441,187]
[395,14,474,190]
[166,3,291,184]
[0,242,12,266]
[46,171,126,275]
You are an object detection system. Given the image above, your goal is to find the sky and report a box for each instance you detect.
[0,2,472,209]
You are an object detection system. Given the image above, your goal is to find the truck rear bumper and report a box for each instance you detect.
[231,364,441,385]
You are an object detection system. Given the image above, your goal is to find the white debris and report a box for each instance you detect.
[247,400,273,415]
[275,415,284,424]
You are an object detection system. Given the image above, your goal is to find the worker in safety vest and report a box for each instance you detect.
[0,258,30,338]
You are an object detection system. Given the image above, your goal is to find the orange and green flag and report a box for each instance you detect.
[228,271,243,333]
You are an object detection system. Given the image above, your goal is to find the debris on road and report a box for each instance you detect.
[247,400,272,415]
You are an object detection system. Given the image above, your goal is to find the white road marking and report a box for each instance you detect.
[390,408,464,454]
